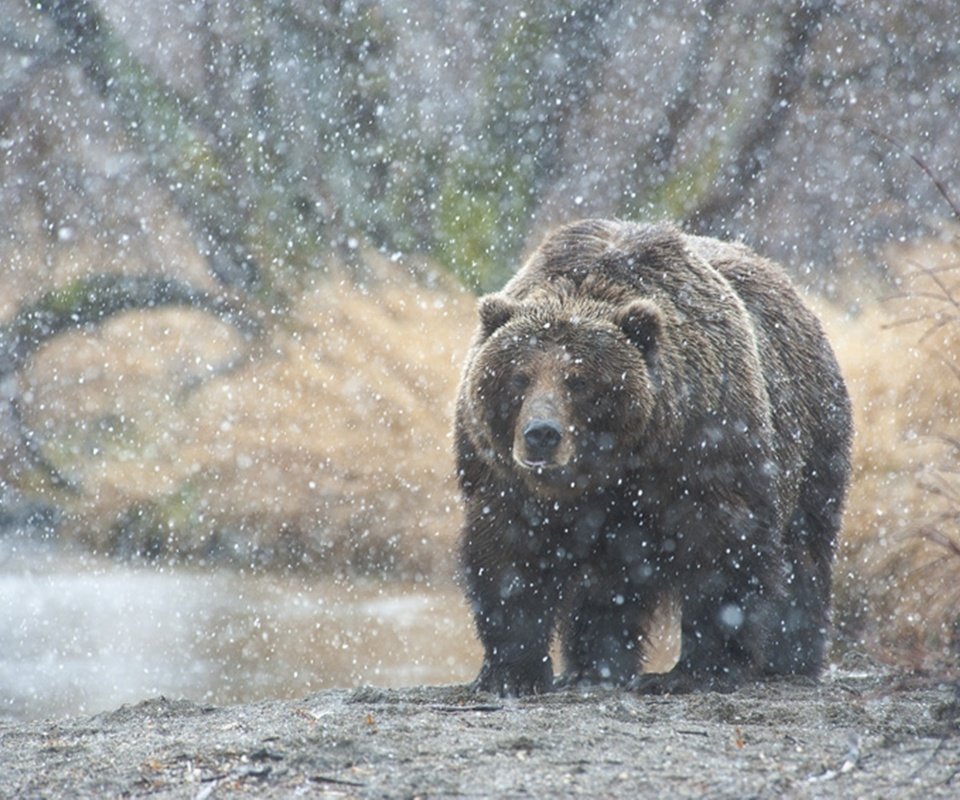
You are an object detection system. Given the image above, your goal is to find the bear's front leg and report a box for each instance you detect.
[473,627,554,698]
[560,585,654,687]
[467,566,559,696]
[462,520,560,696]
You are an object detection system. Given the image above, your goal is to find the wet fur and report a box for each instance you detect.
[455,220,852,695]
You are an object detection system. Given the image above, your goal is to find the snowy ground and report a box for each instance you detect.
[2,670,957,798]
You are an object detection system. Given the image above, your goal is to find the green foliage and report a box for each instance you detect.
[622,140,725,222]
[435,155,536,292]
[107,480,206,562]
[30,279,90,318]
[432,10,552,291]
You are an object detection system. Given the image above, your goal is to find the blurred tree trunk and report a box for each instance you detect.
[34,0,264,293]
[628,0,732,195]
[683,0,832,236]
[526,0,622,191]
[11,0,401,489]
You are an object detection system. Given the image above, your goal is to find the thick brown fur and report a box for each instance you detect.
[455,219,852,696]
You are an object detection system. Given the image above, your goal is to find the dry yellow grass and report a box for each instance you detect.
[23,265,476,578]
[823,238,960,666]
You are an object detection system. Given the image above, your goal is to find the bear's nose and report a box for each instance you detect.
[523,419,563,455]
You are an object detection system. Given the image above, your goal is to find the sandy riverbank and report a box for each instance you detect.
[2,668,958,798]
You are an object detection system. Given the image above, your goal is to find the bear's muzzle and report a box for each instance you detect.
[521,418,563,464]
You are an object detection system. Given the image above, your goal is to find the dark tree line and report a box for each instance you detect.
[9,0,957,293]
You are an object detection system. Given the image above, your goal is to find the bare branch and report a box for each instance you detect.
[860,125,960,226]
[0,274,260,488]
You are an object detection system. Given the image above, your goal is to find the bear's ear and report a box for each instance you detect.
[478,294,521,337]
[614,299,661,355]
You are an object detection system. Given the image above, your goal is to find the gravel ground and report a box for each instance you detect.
[2,669,958,799]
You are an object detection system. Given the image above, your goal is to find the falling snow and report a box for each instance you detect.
[0,0,958,738]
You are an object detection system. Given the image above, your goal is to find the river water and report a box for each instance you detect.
[0,546,479,722]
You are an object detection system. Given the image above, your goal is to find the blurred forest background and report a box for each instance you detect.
[2,0,960,715]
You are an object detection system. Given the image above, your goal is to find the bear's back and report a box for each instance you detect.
[687,233,853,510]
[505,220,736,313]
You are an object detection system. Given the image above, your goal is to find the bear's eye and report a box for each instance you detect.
[565,374,588,393]
[509,373,530,394]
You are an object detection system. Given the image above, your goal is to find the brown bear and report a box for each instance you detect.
[454,219,852,696]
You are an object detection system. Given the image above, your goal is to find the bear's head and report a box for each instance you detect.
[464,292,662,497]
